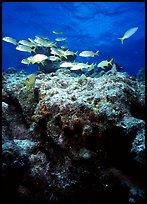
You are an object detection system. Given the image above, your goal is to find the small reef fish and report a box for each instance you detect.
[28,38,42,47]
[55,37,66,42]
[70,62,96,71]
[31,54,48,64]
[70,63,87,71]
[118,27,138,44]
[18,40,36,47]
[60,62,74,68]
[34,36,56,48]
[51,47,67,59]
[52,30,64,35]
[2,37,17,45]
[48,56,61,61]
[60,61,95,71]
[24,74,36,93]
[56,49,77,58]
[79,50,99,57]
[16,45,35,53]
[34,37,49,47]
[51,47,62,56]
[97,58,113,69]
[28,38,37,45]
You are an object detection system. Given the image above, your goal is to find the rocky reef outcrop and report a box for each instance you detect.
[2,70,145,203]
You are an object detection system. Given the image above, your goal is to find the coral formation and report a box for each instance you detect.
[2,70,145,203]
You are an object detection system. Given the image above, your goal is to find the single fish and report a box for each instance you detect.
[2,37,17,45]
[28,38,42,47]
[18,40,36,47]
[34,37,50,47]
[54,48,76,59]
[24,74,36,93]
[79,50,99,57]
[97,58,113,69]
[70,63,86,70]
[31,54,48,64]
[28,38,37,44]
[60,62,74,68]
[16,45,35,53]
[52,30,64,35]
[50,47,65,58]
[70,62,96,71]
[55,37,66,42]
[118,27,138,44]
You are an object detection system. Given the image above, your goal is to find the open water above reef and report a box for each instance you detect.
[2,2,145,76]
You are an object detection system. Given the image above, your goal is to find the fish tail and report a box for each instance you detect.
[118,37,124,44]
[32,46,37,53]
[89,64,95,70]
[109,58,113,66]
[95,50,99,56]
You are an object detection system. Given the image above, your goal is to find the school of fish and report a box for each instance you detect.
[2,27,138,71]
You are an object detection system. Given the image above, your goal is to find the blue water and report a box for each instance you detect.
[2,2,145,76]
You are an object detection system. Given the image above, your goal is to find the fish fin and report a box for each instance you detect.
[118,37,124,44]
[41,61,45,66]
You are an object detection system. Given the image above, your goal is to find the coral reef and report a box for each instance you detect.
[2,70,145,203]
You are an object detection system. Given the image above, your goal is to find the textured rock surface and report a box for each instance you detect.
[2,70,145,203]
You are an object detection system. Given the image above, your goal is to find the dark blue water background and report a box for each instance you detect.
[2,2,145,76]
